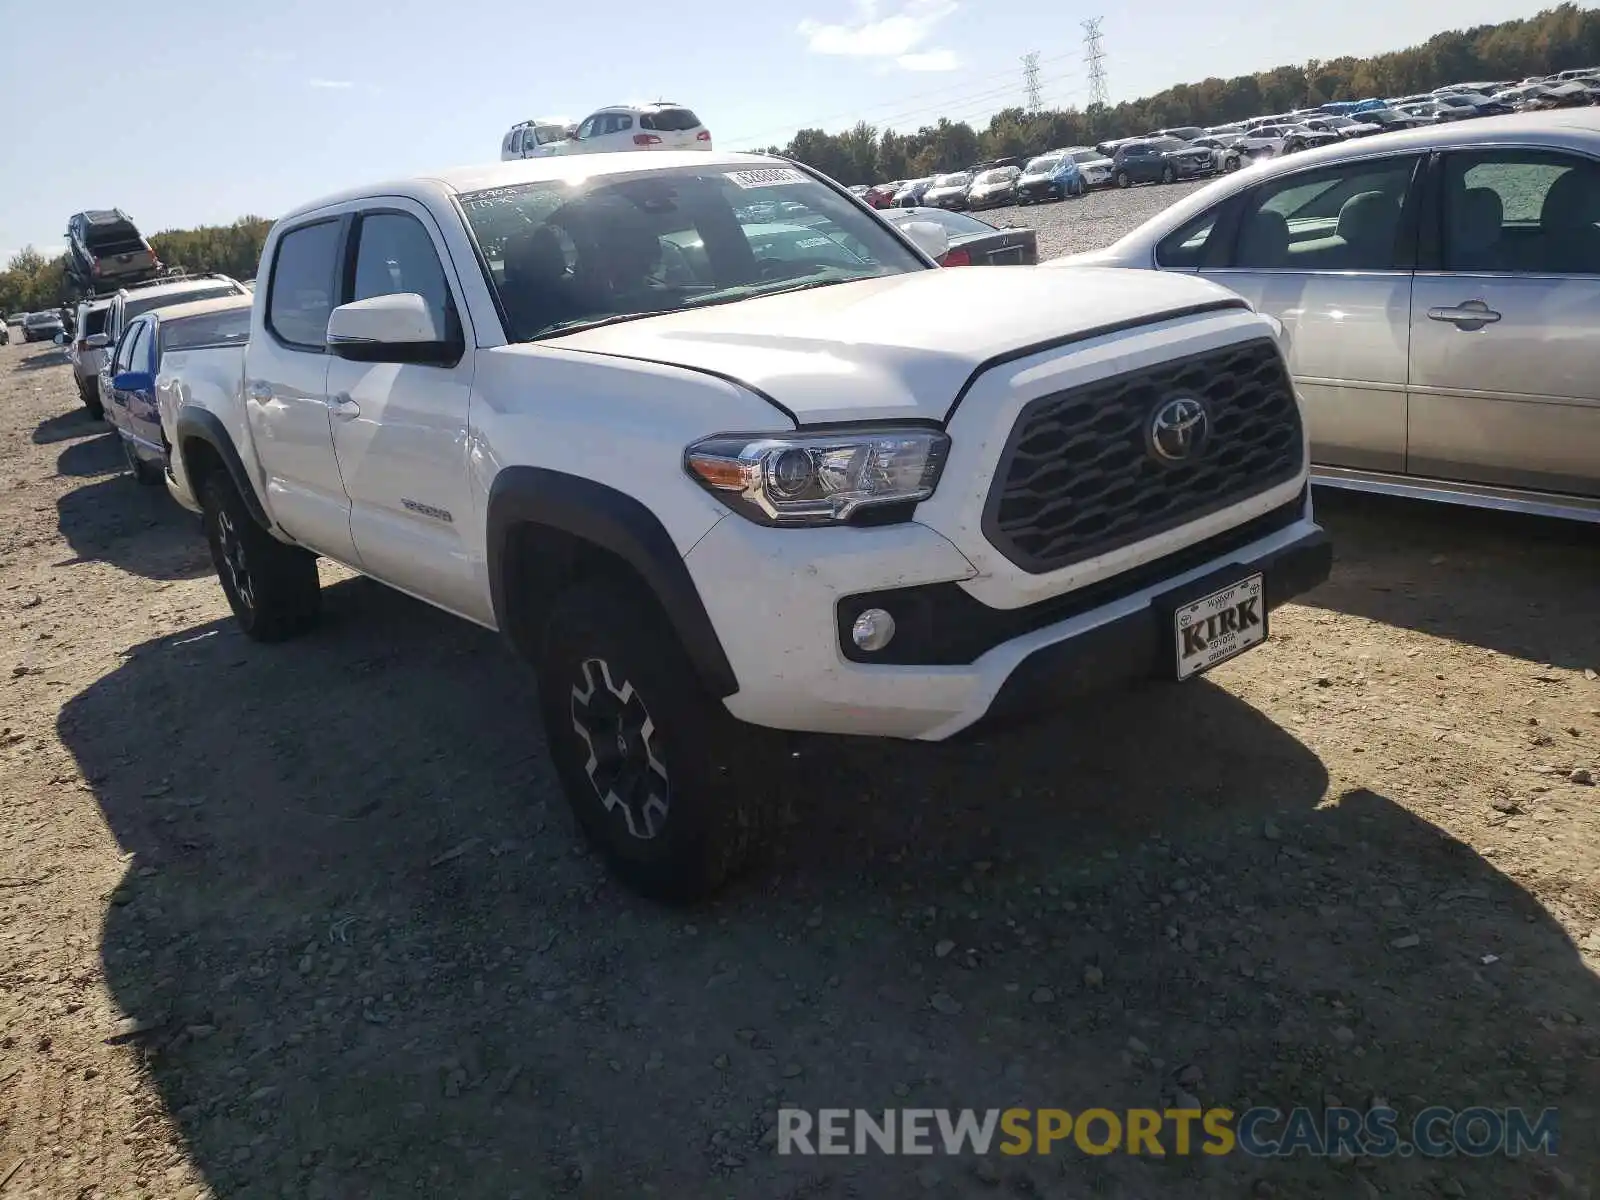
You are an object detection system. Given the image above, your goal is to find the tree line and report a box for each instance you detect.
[0,217,272,316]
[748,3,1600,184]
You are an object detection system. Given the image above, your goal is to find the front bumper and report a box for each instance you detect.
[687,493,1329,742]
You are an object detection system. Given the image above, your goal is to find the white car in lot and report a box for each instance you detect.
[160,150,1328,900]
[1047,108,1600,522]
[501,119,572,160]
[559,103,712,154]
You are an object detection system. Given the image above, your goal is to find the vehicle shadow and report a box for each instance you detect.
[54,473,212,582]
[17,347,69,369]
[1307,489,1600,670]
[56,431,124,478]
[59,578,1596,1198]
[34,407,103,445]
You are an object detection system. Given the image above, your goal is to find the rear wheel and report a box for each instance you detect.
[122,436,163,486]
[1161,163,1176,184]
[199,472,320,642]
[538,580,770,903]
[77,376,103,419]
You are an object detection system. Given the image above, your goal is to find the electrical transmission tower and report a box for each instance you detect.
[1082,17,1109,109]
[1022,51,1042,112]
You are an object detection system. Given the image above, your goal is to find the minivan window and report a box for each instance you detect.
[267,221,342,348]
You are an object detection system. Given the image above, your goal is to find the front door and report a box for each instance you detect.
[245,216,358,563]
[1202,153,1424,474]
[1407,147,1600,497]
[323,204,487,624]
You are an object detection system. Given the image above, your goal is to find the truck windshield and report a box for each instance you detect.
[459,163,926,342]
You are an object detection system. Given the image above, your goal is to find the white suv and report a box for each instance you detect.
[564,103,712,154]
[500,119,571,160]
[161,151,1329,901]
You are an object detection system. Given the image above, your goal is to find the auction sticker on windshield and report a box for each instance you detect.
[1174,573,1265,680]
[727,168,808,189]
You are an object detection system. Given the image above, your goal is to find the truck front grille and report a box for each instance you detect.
[982,337,1303,574]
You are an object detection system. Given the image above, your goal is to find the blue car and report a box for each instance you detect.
[102,295,253,485]
[1013,152,1086,204]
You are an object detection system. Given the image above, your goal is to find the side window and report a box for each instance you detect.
[576,116,597,139]
[1441,149,1600,274]
[350,212,456,345]
[1231,156,1419,271]
[1157,208,1224,268]
[616,114,633,132]
[114,322,144,373]
[267,220,342,349]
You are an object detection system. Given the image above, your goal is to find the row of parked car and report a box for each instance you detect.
[844,69,1600,209]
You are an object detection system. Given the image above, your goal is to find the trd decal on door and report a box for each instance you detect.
[401,499,454,524]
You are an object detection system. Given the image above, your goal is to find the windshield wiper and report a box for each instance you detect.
[530,311,664,339]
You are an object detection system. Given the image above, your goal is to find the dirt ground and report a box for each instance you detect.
[1,335,1598,1200]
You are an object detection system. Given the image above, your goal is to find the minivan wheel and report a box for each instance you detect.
[539,581,769,903]
[1116,170,1131,188]
[199,472,320,642]
[1161,163,1176,184]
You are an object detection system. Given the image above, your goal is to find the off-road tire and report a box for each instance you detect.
[199,472,320,642]
[538,581,769,903]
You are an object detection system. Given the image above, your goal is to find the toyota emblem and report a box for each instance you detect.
[1147,397,1210,464]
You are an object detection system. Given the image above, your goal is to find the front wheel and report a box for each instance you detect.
[1161,163,1176,184]
[538,581,770,902]
[199,472,320,642]
[1115,170,1131,189]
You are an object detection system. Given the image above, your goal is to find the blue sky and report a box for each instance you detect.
[0,0,1558,262]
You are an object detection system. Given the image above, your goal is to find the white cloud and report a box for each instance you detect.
[307,78,355,90]
[798,0,957,66]
[897,48,958,71]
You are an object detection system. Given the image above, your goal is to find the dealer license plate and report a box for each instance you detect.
[1173,573,1265,680]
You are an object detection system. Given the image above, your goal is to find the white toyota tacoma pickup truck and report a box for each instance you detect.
[161,151,1331,900]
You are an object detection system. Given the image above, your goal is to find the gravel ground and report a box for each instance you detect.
[3,208,1600,1200]
[967,178,1213,260]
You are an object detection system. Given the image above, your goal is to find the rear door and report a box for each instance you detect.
[1199,153,1425,473]
[1407,146,1600,497]
[323,203,486,622]
[247,215,359,562]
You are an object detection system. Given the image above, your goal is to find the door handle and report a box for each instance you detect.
[247,381,273,403]
[327,394,361,419]
[1426,300,1501,328]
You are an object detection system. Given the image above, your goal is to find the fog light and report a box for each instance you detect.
[851,608,896,652]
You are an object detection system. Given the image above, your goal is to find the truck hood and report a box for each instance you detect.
[547,267,1249,425]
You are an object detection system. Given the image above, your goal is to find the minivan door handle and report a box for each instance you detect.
[1427,300,1501,330]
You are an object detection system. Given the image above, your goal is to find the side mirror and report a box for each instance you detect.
[54,333,67,346]
[899,220,951,264]
[326,293,454,365]
[86,332,110,349]
[112,370,154,393]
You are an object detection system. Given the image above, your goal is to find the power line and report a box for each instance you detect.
[1022,51,1043,112]
[1083,17,1110,109]
[727,49,1082,146]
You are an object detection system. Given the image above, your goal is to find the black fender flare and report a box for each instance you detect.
[173,408,272,529]
[486,466,739,698]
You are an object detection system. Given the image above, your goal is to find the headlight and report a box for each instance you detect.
[685,427,950,526]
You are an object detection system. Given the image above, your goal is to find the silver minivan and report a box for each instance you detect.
[1051,108,1600,521]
